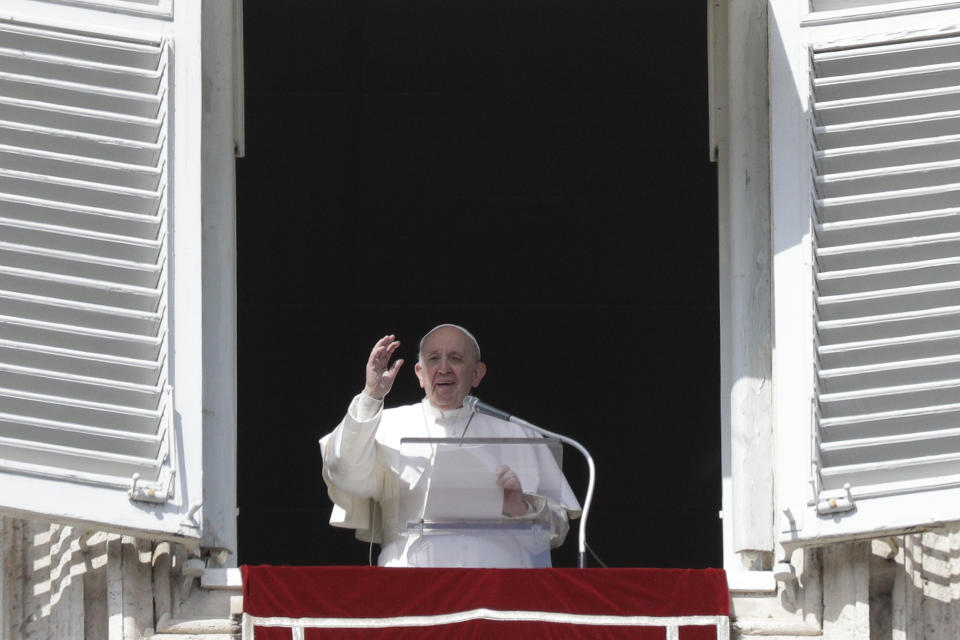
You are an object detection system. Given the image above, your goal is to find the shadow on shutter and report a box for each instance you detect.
[812,35,960,504]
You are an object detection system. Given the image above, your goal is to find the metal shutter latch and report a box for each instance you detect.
[816,483,854,515]
[128,468,175,504]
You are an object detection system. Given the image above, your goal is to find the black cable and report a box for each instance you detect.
[585,542,608,568]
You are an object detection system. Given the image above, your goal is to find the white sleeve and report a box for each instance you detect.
[514,493,574,549]
[319,393,386,522]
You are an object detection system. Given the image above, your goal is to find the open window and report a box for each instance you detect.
[0,0,208,543]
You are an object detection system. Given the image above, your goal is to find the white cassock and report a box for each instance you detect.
[319,393,581,567]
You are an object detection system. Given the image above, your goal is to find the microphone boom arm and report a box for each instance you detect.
[464,397,596,569]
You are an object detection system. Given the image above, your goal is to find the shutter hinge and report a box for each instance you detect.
[816,483,854,515]
[128,468,175,504]
[180,500,202,530]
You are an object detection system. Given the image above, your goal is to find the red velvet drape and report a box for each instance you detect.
[242,566,729,640]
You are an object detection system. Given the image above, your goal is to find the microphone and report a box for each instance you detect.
[463,396,596,569]
[462,396,513,422]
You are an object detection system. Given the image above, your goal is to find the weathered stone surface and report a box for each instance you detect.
[1,517,240,640]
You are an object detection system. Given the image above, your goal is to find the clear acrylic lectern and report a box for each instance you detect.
[392,436,564,568]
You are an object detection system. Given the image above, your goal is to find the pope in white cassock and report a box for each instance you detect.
[319,324,581,567]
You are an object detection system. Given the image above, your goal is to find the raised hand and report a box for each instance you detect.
[496,464,527,517]
[363,334,404,400]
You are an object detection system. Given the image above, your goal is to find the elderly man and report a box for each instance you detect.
[319,324,580,567]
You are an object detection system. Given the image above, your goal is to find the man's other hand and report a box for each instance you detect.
[497,464,527,517]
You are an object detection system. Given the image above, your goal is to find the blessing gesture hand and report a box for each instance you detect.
[363,334,404,400]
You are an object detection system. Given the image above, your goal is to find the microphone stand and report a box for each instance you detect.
[464,398,596,568]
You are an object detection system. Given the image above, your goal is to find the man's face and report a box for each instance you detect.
[415,326,487,409]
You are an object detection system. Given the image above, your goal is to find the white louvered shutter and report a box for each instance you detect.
[813,35,960,500]
[772,2,960,543]
[0,2,206,541]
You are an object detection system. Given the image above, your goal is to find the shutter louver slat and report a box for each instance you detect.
[0,386,162,430]
[820,453,960,488]
[815,64,960,102]
[0,23,172,494]
[0,293,162,336]
[0,249,162,288]
[813,35,960,496]
[0,170,162,214]
[812,1,960,14]
[0,121,163,166]
[816,88,960,126]
[0,145,163,190]
[0,23,163,67]
[0,362,162,408]
[0,45,164,88]
[39,1,171,19]
[0,339,162,385]
[817,260,960,296]
[0,195,162,238]
[818,161,960,198]
[0,316,161,359]
[819,184,960,222]
[0,433,162,476]
[816,112,960,149]
[818,209,960,246]
[0,74,163,118]
[815,36,960,75]
[0,413,162,450]
[818,137,960,177]
[0,268,162,311]
[0,412,160,445]
[819,329,960,366]
[0,103,163,141]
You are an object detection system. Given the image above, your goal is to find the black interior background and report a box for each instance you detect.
[236,1,721,569]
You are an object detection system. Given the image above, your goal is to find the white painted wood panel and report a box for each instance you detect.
[772,1,960,544]
[0,1,205,543]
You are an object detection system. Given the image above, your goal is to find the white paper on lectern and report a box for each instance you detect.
[422,444,503,520]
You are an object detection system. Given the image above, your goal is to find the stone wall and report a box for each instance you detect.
[733,525,960,639]
[0,517,239,640]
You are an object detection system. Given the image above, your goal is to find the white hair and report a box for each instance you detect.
[418,324,482,364]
